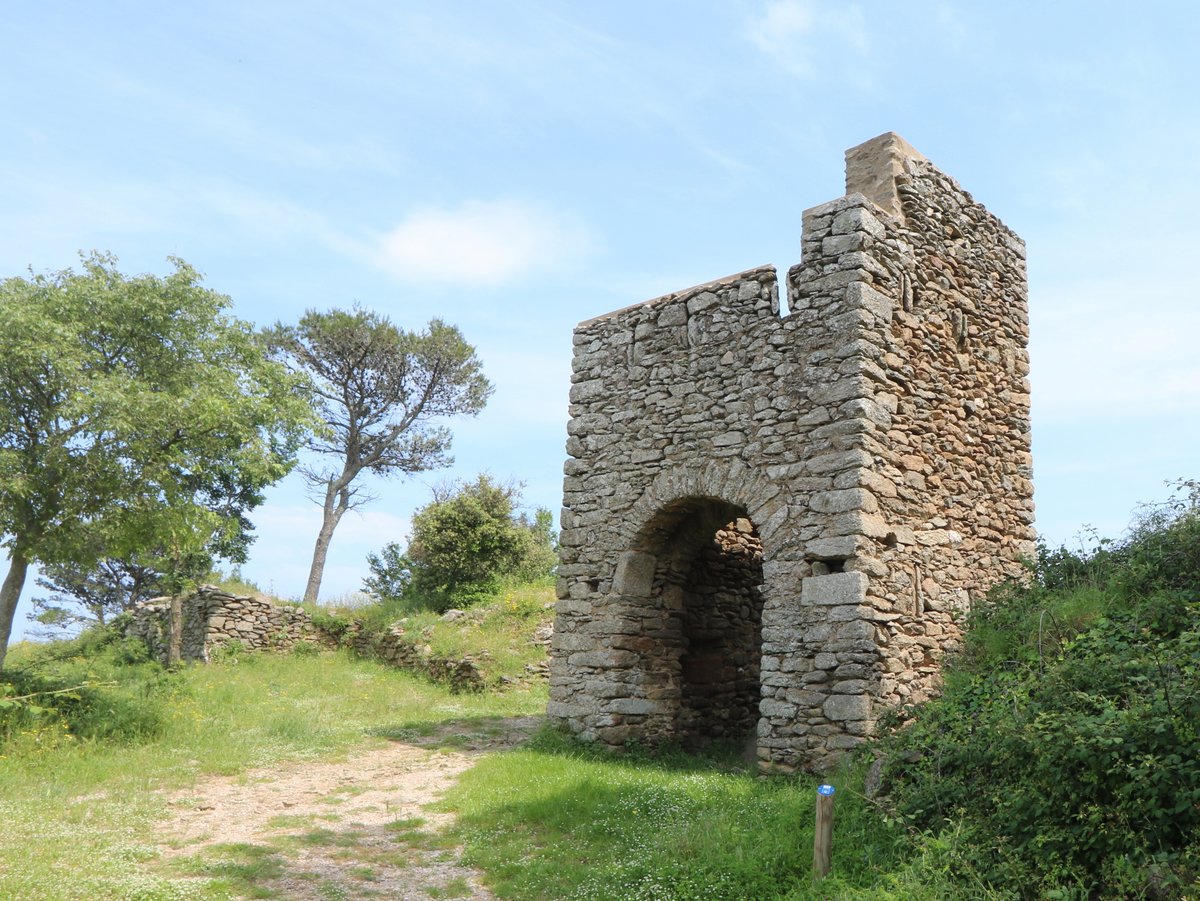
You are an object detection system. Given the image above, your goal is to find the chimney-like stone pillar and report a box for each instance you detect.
[844,131,927,220]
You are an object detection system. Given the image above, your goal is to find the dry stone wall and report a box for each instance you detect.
[127,589,493,691]
[551,133,1035,772]
[676,519,764,744]
[344,623,485,692]
[126,586,320,663]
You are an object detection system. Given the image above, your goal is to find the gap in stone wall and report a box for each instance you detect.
[638,498,765,749]
[774,263,791,317]
[678,517,764,746]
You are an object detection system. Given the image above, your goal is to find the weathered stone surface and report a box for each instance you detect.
[844,131,926,219]
[612,551,657,597]
[550,133,1035,772]
[805,536,858,559]
[823,693,872,722]
[801,572,868,606]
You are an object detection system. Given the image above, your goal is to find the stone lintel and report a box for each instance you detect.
[800,571,868,606]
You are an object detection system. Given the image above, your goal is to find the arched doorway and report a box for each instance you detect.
[636,496,765,748]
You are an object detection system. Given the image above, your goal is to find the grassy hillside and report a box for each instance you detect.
[0,631,544,900]
[875,482,1200,898]
[323,579,556,688]
[3,483,1197,899]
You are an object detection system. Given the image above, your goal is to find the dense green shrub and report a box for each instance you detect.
[880,482,1200,898]
[365,475,556,612]
[1,625,174,747]
[308,607,353,640]
[1113,479,1200,597]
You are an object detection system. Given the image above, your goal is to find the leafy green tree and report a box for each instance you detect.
[267,309,491,604]
[361,540,411,602]
[365,476,556,611]
[29,458,293,638]
[0,253,310,668]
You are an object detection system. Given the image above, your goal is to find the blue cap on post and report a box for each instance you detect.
[817,784,835,796]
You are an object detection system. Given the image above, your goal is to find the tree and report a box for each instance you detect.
[28,452,293,638]
[0,253,310,668]
[365,475,557,611]
[267,309,492,604]
[30,556,166,636]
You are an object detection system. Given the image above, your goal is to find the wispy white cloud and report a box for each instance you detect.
[0,170,362,277]
[745,0,868,77]
[96,69,407,176]
[1,163,599,296]
[371,200,596,286]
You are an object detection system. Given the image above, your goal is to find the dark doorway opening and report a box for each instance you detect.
[640,497,765,747]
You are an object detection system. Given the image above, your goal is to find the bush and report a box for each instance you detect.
[1,626,173,747]
[365,475,556,612]
[361,540,411,602]
[308,608,353,640]
[290,639,322,657]
[879,482,1200,898]
[1114,479,1200,597]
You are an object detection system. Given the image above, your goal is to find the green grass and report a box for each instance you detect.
[425,875,473,898]
[406,581,554,683]
[331,580,556,688]
[170,842,287,899]
[0,644,544,900]
[439,730,953,901]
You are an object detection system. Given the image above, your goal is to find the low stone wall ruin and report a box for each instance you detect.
[125,588,496,692]
[345,623,485,692]
[126,586,320,663]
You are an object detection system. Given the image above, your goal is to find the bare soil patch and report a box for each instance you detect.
[158,716,542,900]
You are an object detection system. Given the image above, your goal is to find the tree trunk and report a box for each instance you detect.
[167,595,183,667]
[0,554,31,671]
[303,498,346,604]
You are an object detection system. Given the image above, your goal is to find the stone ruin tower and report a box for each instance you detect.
[549,133,1036,772]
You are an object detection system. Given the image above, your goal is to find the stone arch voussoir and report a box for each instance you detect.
[624,460,793,563]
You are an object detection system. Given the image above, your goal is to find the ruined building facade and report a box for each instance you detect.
[549,133,1035,771]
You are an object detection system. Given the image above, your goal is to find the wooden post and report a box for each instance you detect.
[813,784,835,880]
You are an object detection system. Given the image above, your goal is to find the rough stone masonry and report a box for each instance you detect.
[549,133,1036,772]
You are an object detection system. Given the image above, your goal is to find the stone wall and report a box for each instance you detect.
[345,623,486,692]
[126,586,320,663]
[550,132,1035,772]
[127,589,494,692]
[676,518,763,744]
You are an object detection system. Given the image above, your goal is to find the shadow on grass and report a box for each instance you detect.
[437,735,907,901]
[367,713,545,751]
[372,715,771,777]
[165,842,288,899]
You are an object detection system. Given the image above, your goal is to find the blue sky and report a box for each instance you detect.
[3,1,1198,631]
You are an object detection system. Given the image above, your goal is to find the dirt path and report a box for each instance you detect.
[158,716,542,900]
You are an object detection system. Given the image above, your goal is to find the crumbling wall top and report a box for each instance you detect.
[576,264,777,330]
